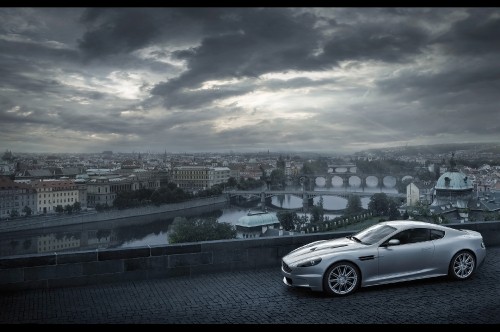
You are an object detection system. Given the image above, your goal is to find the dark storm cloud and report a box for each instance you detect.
[435,8,500,56]
[0,104,58,127]
[2,7,500,153]
[0,54,106,104]
[77,7,434,109]
[0,57,63,93]
[374,53,500,136]
[0,38,79,63]
[377,57,500,101]
[149,8,437,109]
[319,20,429,64]
[78,9,164,59]
[149,8,322,107]
[77,7,247,59]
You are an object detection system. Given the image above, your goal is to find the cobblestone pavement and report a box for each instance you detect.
[1,247,499,324]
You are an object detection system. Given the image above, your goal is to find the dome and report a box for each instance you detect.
[435,171,473,190]
[236,213,279,228]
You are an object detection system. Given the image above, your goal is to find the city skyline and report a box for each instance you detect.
[1,8,500,155]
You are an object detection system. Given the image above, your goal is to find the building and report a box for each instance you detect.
[86,173,160,208]
[406,182,420,207]
[429,168,474,221]
[0,176,37,219]
[406,181,434,207]
[37,233,81,253]
[235,211,280,239]
[32,179,80,215]
[87,176,131,208]
[431,170,473,208]
[171,166,231,192]
[75,181,88,211]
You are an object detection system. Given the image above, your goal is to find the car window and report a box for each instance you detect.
[354,224,397,245]
[430,229,445,240]
[387,228,430,245]
[407,228,430,243]
[388,230,409,245]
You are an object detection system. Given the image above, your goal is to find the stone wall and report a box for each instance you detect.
[0,221,499,292]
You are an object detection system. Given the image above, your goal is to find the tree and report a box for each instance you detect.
[310,196,324,223]
[168,217,237,244]
[276,211,296,231]
[345,195,362,215]
[22,205,32,217]
[9,209,19,218]
[277,155,286,170]
[150,189,163,206]
[72,201,81,213]
[294,214,309,231]
[368,193,389,216]
[409,201,431,220]
[227,177,238,188]
[387,200,401,220]
[270,168,286,189]
[64,204,73,215]
[55,205,64,214]
[96,229,111,240]
[113,193,135,209]
[23,239,32,250]
[94,203,104,212]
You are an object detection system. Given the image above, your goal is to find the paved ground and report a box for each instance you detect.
[1,247,500,324]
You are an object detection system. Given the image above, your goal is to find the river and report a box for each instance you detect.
[0,186,397,257]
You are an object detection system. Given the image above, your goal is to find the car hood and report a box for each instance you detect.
[283,237,366,265]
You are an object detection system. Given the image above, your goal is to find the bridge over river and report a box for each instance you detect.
[223,189,405,211]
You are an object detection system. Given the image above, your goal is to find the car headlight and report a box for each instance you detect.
[297,257,322,267]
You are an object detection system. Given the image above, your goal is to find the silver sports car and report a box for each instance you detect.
[281,220,486,297]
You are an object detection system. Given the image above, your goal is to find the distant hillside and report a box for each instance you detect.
[356,142,500,156]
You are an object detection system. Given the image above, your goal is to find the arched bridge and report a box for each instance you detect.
[224,189,405,211]
[293,173,411,189]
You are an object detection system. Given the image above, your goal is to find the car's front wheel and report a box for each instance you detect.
[449,250,476,280]
[323,261,360,296]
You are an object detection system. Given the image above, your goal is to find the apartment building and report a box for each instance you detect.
[37,233,81,253]
[0,176,37,219]
[32,179,80,214]
[171,166,231,191]
[406,182,420,207]
[86,173,160,207]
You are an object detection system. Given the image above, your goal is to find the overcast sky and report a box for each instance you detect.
[1,7,499,155]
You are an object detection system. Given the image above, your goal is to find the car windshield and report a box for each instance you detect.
[352,224,397,245]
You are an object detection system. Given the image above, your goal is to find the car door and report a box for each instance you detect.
[375,228,435,284]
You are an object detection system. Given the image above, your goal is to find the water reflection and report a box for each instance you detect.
[0,186,396,257]
[270,193,375,210]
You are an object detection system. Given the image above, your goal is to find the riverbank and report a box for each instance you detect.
[0,196,229,234]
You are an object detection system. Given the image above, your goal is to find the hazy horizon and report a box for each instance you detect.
[2,8,500,154]
[3,141,498,157]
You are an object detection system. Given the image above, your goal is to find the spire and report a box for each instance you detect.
[449,152,456,171]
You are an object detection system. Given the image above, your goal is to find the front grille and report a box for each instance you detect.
[282,261,292,273]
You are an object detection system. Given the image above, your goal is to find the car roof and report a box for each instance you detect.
[380,220,450,231]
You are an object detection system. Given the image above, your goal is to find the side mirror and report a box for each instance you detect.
[387,239,400,246]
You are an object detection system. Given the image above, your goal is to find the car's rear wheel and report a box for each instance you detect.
[323,261,360,296]
[449,250,476,280]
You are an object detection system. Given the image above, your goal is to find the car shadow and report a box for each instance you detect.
[283,275,454,298]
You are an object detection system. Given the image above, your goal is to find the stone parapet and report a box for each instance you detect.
[1,221,499,292]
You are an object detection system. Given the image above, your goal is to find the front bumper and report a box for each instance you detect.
[281,261,324,292]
